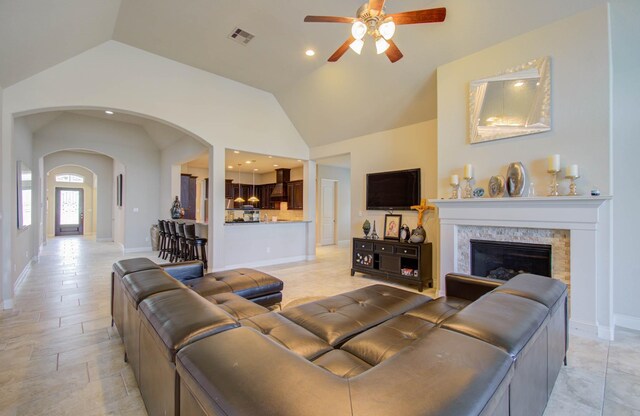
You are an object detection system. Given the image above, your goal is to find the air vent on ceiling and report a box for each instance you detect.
[229,27,255,45]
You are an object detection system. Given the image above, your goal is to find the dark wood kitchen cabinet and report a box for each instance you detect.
[225,179,233,199]
[180,174,197,220]
[287,180,303,210]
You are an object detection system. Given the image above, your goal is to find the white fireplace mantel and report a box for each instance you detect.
[430,196,613,340]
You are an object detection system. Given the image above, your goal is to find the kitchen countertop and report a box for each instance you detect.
[224,220,311,226]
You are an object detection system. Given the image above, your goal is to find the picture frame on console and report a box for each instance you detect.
[383,214,402,240]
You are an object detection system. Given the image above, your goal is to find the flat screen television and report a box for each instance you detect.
[366,168,421,210]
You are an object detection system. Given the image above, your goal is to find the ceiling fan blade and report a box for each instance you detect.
[368,0,386,13]
[304,15,355,23]
[388,7,446,25]
[385,39,403,63]
[328,36,356,62]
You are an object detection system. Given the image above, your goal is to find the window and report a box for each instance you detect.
[55,174,84,183]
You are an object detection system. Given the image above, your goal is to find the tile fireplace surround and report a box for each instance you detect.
[430,196,613,340]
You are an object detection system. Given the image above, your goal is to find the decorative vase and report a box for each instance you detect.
[409,225,426,243]
[170,196,182,219]
[400,224,410,242]
[506,162,526,197]
[362,219,371,238]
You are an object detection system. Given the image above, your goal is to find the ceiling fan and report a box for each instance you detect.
[304,1,446,63]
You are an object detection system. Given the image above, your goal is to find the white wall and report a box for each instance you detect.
[160,137,207,212]
[33,113,159,250]
[610,0,640,329]
[46,166,95,235]
[11,118,36,290]
[43,151,113,240]
[311,119,439,249]
[317,165,351,243]
[0,85,4,307]
[437,6,610,197]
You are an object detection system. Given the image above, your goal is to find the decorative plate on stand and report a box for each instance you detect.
[488,175,505,197]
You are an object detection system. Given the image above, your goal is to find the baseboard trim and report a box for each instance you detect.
[615,313,640,332]
[14,256,36,292]
[96,237,114,242]
[224,255,308,270]
[569,319,613,340]
[123,246,153,254]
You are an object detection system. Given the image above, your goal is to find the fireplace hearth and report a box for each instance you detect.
[470,240,552,281]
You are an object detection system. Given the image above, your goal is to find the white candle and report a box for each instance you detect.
[566,164,579,177]
[450,174,459,186]
[464,164,474,179]
[548,154,560,172]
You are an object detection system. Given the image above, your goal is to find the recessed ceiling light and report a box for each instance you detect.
[297,160,302,162]
[233,150,240,154]
[105,110,114,115]
[268,156,273,159]
[305,49,315,57]
[273,164,279,167]
[245,161,252,164]
[227,165,233,169]
[253,168,258,171]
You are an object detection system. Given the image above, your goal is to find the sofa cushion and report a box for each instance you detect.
[205,293,269,320]
[494,273,567,312]
[312,350,372,378]
[440,292,548,357]
[139,289,239,362]
[280,285,430,346]
[348,328,514,416]
[341,314,435,366]
[122,269,185,307]
[404,297,466,325]
[240,312,332,360]
[176,327,353,416]
[113,258,160,278]
[188,268,284,299]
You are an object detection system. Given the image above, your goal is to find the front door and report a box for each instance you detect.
[55,188,84,236]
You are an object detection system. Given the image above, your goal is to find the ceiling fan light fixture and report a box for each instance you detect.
[349,38,364,55]
[351,21,367,40]
[375,37,389,54]
[379,19,396,40]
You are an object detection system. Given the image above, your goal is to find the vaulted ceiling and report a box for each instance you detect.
[1,0,608,147]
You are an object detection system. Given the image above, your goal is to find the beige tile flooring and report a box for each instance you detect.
[1,236,639,415]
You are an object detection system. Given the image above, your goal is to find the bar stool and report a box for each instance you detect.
[185,224,207,270]
[157,220,166,258]
[161,220,172,260]
[168,221,179,262]
[176,223,187,262]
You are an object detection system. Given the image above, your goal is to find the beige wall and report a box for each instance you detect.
[437,6,610,198]
[311,120,438,277]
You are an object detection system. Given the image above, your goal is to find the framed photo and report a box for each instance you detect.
[383,214,402,240]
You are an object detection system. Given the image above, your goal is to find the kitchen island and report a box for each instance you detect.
[223,220,313,269]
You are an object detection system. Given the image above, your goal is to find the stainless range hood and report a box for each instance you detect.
[270,168,290,199]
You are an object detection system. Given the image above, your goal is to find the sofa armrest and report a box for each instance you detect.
[161,261,204,282]
[445,273,504,301]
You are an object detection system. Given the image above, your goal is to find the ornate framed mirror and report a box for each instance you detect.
[469,57,551,144]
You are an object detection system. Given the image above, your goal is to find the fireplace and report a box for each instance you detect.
[470,240,552,281]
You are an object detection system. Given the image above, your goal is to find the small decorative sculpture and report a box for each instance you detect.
[371,220,379,240]
[473,187,485,198]
[400,224,411,242]
[362,219,371,238]
[170,196,182,219]
[410,226,426,243]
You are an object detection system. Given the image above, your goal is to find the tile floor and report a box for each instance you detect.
[0,236,639,415]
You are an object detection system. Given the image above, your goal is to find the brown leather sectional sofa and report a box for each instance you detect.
[112,259,567,416]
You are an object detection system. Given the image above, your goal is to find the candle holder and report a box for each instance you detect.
[566,175,580,196]
[547,169,560,196]
[463,177,473,199]
[450,183,460,199]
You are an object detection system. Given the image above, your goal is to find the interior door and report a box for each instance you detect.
[55,187,84,236]
[320,179,336,246]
